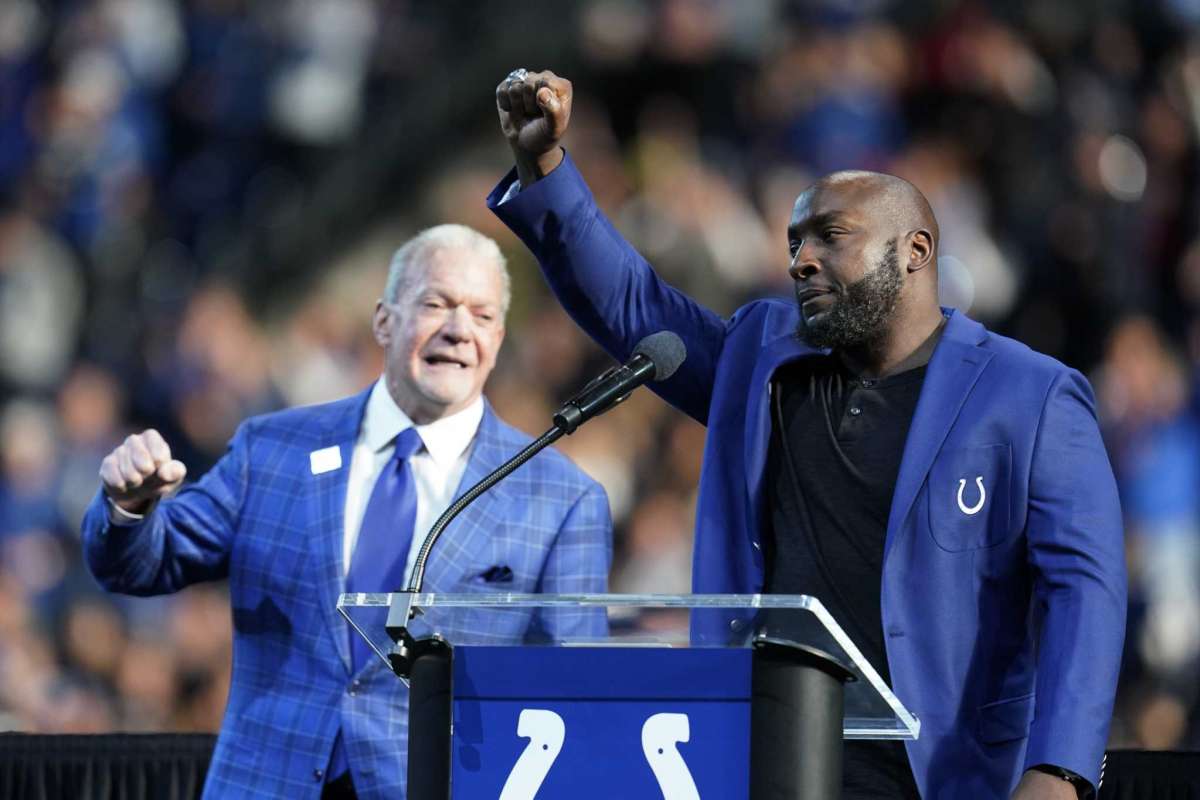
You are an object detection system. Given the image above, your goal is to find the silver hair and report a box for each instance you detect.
[383,224,511,317]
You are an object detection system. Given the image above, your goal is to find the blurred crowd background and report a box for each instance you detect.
[1,0,1198,754]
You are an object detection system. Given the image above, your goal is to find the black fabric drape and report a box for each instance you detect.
[0,733,214,800]
[1098,750,1200,800]
[0,736,1194,799]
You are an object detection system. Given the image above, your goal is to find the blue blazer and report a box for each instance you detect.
[489,153,1126,798]
[81,389,612,799]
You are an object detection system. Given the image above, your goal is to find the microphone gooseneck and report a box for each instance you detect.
[405,425,563,593]
[387,331,688,677]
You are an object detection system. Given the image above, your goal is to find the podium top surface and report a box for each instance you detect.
[340,591,835,610]
[338,592,920,740]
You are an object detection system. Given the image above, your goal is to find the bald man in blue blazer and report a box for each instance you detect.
[490,70,1124,800]
[82,225,612,799]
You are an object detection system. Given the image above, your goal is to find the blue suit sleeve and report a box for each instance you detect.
[81,423,251,596]
[1022,370,1126,788]
[534,480,613,640]
[488,152,726,425]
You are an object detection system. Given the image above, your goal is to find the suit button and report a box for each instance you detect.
[313,768,324,782]
[730,620,744,631]
[848,406,862,417]
[349,680,361,696]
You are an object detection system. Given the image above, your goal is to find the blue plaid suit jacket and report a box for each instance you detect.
[81,388,612,799]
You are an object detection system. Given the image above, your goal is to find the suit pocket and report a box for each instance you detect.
[977,692,1036,744]
[469,565,514,584]
[928,444,1012,551]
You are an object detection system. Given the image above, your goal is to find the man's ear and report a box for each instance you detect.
[372,300,390,347]
[907,230,934,273]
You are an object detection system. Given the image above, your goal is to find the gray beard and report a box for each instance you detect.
[796,239,902,351]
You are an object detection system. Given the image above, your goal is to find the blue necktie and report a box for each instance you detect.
[328,428,423,784]
[346,426,424,671]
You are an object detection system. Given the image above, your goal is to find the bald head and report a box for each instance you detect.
[788,168,940,290]
[812,170,939,247]
[787,168,944,357]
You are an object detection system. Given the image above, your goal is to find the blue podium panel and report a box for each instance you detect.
[451,647,751,799]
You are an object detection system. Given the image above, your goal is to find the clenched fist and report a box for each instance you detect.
[496,68,573,186]
[100,429,187,514]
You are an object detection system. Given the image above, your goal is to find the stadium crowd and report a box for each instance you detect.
[0,0,1198,752]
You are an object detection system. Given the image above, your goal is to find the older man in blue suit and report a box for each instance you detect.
[488,70,1125,800]
[81,224,612,799]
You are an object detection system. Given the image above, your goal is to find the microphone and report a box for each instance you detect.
[553,331,687,434]
[385,331,687,678]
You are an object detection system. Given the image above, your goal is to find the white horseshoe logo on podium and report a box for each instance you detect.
[956,476,986,515]
[499,709,565,800]
[499,710,701,798]
[642,713,701,800]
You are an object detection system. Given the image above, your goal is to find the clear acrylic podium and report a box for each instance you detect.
[339,593,919,800]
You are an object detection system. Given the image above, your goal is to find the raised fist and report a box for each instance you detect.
[496,68,572,184]
[100,429,187,514]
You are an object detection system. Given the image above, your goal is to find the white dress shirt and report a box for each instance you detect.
[343,378,483,585]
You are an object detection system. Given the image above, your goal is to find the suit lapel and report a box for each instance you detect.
[744,332,823,531]
[883,312,993,560]
[420,403,508,592]
[308,388,372,675]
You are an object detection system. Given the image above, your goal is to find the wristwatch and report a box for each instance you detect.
[1031,764,1092,799]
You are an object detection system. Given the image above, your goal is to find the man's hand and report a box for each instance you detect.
[100,429,187,514]
[496,68,572,187]
[1011,769,1082,800]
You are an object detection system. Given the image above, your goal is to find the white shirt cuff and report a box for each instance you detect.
[107,495,154,526]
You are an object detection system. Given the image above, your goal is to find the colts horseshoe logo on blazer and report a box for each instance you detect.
[956,476,986,515]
